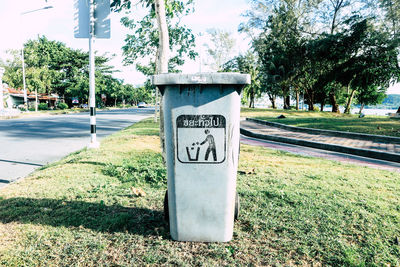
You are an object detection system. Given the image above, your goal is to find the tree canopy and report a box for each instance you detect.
[239,0,400,111]
[1,36,150,107]
[111,0,197,76]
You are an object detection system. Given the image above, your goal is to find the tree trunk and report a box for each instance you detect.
[271,97,276,109]
[396,106,400,113]
[155,0,169,162]
[320,101,324,112]
[344,88,356,114]
[249,91,255,108]
[48,89,51,109]
[329,91,340,113]
[248,99,253,108]
[114,98,117,107]
[155,0,169,74]
[283,95,290,109]
[359,103,365,114]
[305,89,314,111]
[267,93,276,109]
[295,90,299,110]
[308,102,314,111]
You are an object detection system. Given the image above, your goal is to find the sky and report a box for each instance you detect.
[0,0,250,86]
[0,0,398,94]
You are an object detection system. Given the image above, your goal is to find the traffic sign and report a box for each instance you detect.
[74,0,110,39]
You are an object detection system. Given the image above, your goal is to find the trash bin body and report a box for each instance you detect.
[153,73,250,242]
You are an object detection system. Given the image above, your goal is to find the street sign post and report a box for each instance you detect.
[74,0,110,39]
[0,67,4,110]
[74,0,110,149]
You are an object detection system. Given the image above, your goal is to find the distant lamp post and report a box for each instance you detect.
[0,67,4,110]
[197,32,203,73]
[20,5,53,111]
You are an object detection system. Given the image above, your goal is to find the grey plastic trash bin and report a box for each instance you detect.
[152,73,250,242]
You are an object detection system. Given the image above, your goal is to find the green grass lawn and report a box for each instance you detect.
[241,108,400,137]
[1,119,399,265]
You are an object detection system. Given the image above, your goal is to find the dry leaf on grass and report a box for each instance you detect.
[238,168,256,175]
[131,187,146,197]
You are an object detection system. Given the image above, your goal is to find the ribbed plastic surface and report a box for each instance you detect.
[152,72,251,85]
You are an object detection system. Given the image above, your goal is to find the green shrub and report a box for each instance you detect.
[103,152,166,187]
[57,102,69,110]
[38,103,49,110]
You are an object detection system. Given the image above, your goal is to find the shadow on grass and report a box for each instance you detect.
[0,197,167,236]
[76,161,108,166]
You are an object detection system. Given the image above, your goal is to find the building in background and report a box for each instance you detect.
[4,88,59,109]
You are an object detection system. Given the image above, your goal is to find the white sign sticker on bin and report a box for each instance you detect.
[176,115,226,164]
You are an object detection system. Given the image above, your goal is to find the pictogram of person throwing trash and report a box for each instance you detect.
[200,129,217,161]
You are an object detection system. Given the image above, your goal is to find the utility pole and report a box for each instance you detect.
[75,0,110,149]
[20,6,53,112]
[88,0,99,148]
[0,67,4,110]
[21,48,27,110]
[198,32,203,73]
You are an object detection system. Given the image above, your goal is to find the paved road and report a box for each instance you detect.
[241,135,400,173]
[0,108,153,188]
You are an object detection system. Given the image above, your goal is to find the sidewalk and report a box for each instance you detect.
[240,118,400,163]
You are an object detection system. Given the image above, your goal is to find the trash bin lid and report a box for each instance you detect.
[152,72,251,85]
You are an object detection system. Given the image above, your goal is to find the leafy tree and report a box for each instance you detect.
[111,0,197,75]
[259,62,284,109]
[112,0,198,159]
[356,85,386,113]
[378,0,400,35]
[317,0,351,112]
[99,76,124,107]
[309,18,400,113]
[24,37,73,100]
[241,0,395,113]
[113,0,200,162]
[307,0,391,112]
[376,0,400,111]
[125,82,153,105]
[314,0,352,34]
[3,36,121,107]
[254,3,304,109]
[223,51,261,108]
[204,28,236,71]
[2,50,24,90]
[240,0,321,37]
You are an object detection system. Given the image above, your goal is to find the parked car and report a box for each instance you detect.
[138,102,146,108]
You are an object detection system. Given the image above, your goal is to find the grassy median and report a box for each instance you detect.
[241,108,400,137]
[0,119,399,265]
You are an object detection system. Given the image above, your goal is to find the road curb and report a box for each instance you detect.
[246,118,400,144]
[240,128,400,163]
